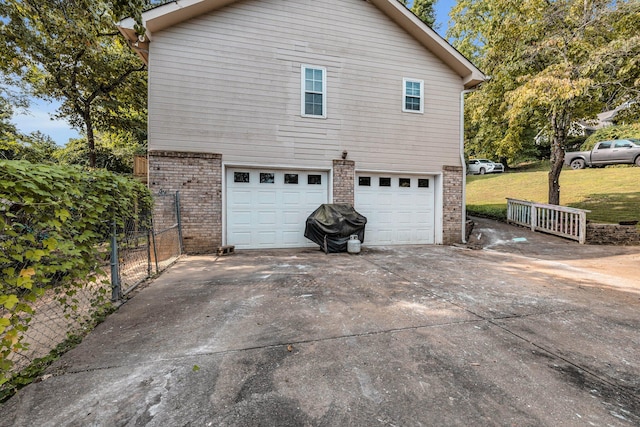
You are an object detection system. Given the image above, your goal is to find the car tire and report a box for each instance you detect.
[570,159,585,170]
[635,156,640,167]
[479,168,486,175]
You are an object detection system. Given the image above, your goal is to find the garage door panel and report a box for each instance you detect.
[232,191,252,205]
[282,230,302,244]
[231,211,252,226]
[282,192,301,205]
[227,168,328,249]
[257,211,277,225]
[356,173,435,245]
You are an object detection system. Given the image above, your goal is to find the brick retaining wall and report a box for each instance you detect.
[148,151,222,254]
[586,223,640,245]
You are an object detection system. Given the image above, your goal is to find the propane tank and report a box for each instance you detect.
[347,234,361,254]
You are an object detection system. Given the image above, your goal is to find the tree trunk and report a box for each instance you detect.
[84,110,96,168]
[548,112,567,205]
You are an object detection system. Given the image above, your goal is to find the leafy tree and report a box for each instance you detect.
[0,132,58,163]
[397,0,437,28]
[450,0,640,204]
[55,131,146,173]
[582,123,640,150]
[0,0,149,168]
[411,0,437,28]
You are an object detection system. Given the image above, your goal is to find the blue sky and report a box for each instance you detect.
[12,0,457,146]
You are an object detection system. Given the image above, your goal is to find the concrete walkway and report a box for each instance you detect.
[2,219,640,426]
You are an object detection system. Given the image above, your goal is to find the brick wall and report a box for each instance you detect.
[148,151,222,254]
[442,165,463,245]
[332,159,355,205]
[586,223,640,245]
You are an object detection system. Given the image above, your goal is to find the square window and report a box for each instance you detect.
[234,172,250,183]
[403,78,424,113]
[308,174,322,185]
[418,179,429,188]
[399,178,411,187]
[358,176,371,186]
[260,173,275,183]
[284,174,299,184]
[379,177,391,187]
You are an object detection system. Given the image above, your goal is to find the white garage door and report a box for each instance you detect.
[355,174,435,245]
[226,169,328,249]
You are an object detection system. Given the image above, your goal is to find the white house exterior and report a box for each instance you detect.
[119,0,485,253]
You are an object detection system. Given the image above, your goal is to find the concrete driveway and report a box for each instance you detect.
[3,220,640,426]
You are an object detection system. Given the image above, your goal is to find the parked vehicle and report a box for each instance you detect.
[467,159,505,175]
[564,139,640,170]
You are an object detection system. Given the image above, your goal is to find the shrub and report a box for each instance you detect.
[0,161,152,386]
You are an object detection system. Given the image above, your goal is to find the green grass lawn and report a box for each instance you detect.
[466,166,640,224]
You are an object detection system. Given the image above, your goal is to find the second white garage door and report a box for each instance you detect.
[226,168,328,249]
[355,173,435,245]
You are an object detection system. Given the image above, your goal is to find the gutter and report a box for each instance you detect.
[459,75,491,243]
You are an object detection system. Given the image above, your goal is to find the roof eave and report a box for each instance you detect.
[143,0,237,38]
[117,17,149,65]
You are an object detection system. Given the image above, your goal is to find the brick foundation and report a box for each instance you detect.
[332,159,355,205]
[586,223,640,245]
[442,165,464,245]
[148,151,222,254]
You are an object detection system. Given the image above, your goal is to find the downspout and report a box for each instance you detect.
[459,89,476,244]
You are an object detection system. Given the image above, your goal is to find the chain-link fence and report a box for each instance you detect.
[114,191,182,296]
[1,191,182,397]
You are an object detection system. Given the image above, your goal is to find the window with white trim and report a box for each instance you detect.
[403,78,424,113]
[301,65,326,118]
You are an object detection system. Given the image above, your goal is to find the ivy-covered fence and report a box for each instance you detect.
[0,160,167,398]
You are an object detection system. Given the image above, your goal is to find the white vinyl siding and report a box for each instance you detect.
[301,65,326,118]
[403,78,424,113]
[147,0,464,172]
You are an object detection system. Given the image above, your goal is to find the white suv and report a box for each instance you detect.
[467,159,505,175]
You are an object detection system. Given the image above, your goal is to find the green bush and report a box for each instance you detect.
[466,204,508,221]
[0,161,152,386]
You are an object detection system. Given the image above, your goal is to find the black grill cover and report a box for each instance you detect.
[304,204,367,253]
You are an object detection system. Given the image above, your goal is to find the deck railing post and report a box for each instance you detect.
[531,204,537,231]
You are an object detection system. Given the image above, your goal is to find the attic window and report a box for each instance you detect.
[301,65,326,118]
[403,78,424,113]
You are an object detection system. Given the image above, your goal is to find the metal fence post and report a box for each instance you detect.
[147,228,152,277]
[175,191,184,255]
[110,220,121,301]
[151,217,159,274]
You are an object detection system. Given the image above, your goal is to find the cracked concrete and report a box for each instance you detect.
[2,218,640,426]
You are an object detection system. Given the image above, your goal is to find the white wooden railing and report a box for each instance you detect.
[506,198,590,244]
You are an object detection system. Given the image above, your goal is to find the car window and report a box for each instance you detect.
[479,160,490,163]
[469,160,477,164]
[614,141,632,148]
[597,142,612,149]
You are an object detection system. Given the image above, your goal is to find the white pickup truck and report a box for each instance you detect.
[564,139,640,169]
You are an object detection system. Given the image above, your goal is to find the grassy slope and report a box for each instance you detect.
[466,167,640,224]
